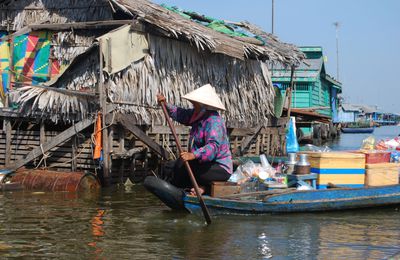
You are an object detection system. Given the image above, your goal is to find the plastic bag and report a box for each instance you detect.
[228,167,248,184]
[297,182,314,190]
[286,117,299,153]
[361,136,375,150]
[391,151,400,163]
[302,144,331,152]
[228,160,255,184]
[376,137,400,151]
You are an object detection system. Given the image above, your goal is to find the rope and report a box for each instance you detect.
[162,133,176,160]
[35,144,51,169]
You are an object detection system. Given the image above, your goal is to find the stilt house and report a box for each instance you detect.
[0,0,304,185]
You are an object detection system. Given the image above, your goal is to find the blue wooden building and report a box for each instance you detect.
[272,46,342,120]
[272,46,342,140]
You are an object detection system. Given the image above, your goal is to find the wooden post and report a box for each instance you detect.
[99,40,111,185]
[108,125,114,178]
[40,121,46,143]
[4,35,14,167]
[71,135,77,171]
[7,35,14,90]
[4,96,12,167]
[287,65,295,118]
[118,126,125,183]
[255,135,261,155]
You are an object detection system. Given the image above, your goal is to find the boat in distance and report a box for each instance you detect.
[341,127,374,134]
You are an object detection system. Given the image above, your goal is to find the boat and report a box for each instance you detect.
[341,127,374,134]
[144,176,400,215]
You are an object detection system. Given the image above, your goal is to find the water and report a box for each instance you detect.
[1,126,400,259]
[326,125,400,151]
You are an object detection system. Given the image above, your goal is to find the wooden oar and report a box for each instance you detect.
[160,101,212,225]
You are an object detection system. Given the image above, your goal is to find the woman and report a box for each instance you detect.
[157,84,232,195]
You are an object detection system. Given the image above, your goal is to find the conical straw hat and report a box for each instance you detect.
[182,84,226,111]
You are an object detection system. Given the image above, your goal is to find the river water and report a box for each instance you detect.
[0,126,399,259]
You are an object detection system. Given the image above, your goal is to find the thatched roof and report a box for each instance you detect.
[16,34,276,127]
[0,0,113,30]
[109,0,304,66]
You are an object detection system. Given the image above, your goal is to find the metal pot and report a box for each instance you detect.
[284,153,297,174]
[295,154,311,175]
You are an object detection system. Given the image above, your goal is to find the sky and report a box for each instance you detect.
[152,0,400,114]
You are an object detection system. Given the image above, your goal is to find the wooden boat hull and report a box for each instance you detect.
[341,127,374,133]
[184,185,400,214]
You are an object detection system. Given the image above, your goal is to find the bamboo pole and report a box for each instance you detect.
[160,101,212,225]
[287,65,295,118]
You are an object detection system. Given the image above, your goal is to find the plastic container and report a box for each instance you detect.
[294,154,310,175]
[350,150,391,164]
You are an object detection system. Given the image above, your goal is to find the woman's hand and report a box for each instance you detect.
[156,94,166,105]
[180,152,196,162]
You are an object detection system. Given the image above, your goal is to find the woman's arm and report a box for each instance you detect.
[166,104,193,126]
[157,94,193,125]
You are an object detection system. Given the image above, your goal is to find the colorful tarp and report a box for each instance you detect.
[0,32,9,99]
[0,31,60,100]
[13,31,52,85]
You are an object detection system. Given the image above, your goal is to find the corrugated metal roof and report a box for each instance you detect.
[341,104,361,112]
[271,58,322,79]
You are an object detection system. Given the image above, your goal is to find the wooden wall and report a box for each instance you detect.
[0,117,287,186]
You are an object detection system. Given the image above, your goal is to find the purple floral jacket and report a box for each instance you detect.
[167,104,233,174]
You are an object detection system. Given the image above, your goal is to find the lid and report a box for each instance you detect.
[365,163,400,169]
[302,152,365,159]
[351,150,391,155]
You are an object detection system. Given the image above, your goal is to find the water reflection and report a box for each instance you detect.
[0,178,400,258]
[88,209,105,259]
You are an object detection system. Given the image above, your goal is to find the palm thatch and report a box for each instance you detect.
[16,34,275,128]
[0,0,112,31]
[15,86,97,123]
[108,34,275,128]
[109,0,304,66]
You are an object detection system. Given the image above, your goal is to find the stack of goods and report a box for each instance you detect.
[358,136,400,186]
[304,152,366,189]
[362,136,400,162]
[228,155,287,192]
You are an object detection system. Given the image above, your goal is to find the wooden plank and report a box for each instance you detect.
[149,125,189,135]
[118,114,168,159]
[8,118,95,171]
[235,124,264,156]
[220,188,296,199]
[29,20,133,31]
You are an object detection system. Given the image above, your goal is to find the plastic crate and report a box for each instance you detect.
[350,150,391,164]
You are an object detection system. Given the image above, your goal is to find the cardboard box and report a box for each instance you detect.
[365,163,399,186]
[211,181,241,197]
